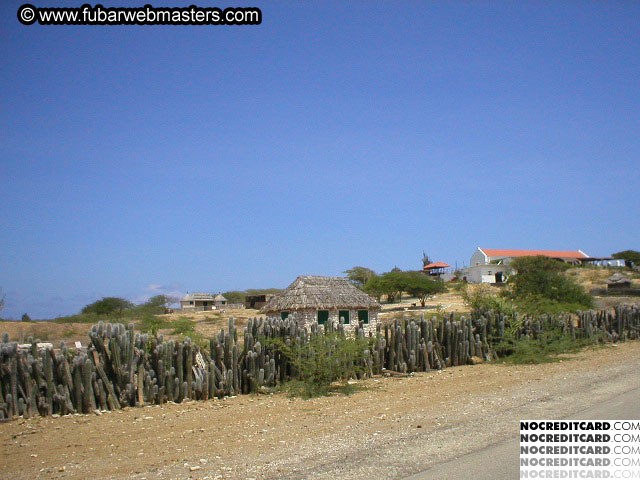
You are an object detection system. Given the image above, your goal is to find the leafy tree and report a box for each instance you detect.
[221,290,246,304]
[146,295,171,308]
[363,270,444,305]
[137,295,177,314]
[362,275,386,302]
[612,250,640,267]
[506,256,593,313]
[21,313,32,322]
[380,270,408,302]
[344,266,376,288]
[403,271,446,306]
[82,297,134,316]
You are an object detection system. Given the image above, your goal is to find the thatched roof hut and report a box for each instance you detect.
[261,276,381,332]
[180,292,216,311]
[213,294,228,306]
[261,276,381,312]
[606,273,632,289]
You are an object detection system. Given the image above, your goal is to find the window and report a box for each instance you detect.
[317,310,329,325]
[358,310,369,324]
[189,301,194,305]
[338,310,350,324]
[281,311,289,320]
[203,301,208,306]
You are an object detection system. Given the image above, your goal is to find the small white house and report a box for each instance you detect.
[213,294,228,307]
[261,275,381,335]
[461,247,590,284]
[180,292,216,311]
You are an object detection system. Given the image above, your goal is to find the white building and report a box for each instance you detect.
[180,292,216,311]
[461,248,590,284]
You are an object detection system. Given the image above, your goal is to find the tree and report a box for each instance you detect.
[422,251,431,267]
[146,295,171,308]
[612,250,640,267]
[362,275,386,302]
[506,256,593,312]
[344,267,376,288]
[380,270,407,302]
[139,295,179,314]
[403,271,446,307]
[363,270,444,305]
[21,313,32,322]
[0,287,4,313]
[221,291,246,304]
[82,297,134,316]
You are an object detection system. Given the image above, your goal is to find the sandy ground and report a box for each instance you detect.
[2,340,639,480]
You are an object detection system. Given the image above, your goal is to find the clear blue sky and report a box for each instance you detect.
[1,1,639,319]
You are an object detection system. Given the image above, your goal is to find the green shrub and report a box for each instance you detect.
[494,327,599,364]
[171,317,195,336]
[513,295,590,316]
[265,331,370,398]
[463,284,515,317]
[53,312,103,324]
[138,314,170,335]
[506,256,594,311]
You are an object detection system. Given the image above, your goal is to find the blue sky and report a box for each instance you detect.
[1,1,639,319]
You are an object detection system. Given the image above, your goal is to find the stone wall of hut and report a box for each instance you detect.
[273,308,379,335]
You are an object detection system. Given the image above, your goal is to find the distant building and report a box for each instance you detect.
[423,261,456,281]
[261,275,381,334]
[606,273,632,290]
[581,257,626,268]
[245,294,274,309]
[213,294,228,307]
[461,247,589,284]
[423,262,451,276]
[180,292,216,311]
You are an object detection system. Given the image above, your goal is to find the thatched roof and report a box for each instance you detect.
[606,273,632,285]
[213,294,227,302]
[261,276,381,313]
[181,292,215,302]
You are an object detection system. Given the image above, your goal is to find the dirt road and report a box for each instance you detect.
[2,341,639,480]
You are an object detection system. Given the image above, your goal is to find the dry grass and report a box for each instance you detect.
[378,288,470,325]
[0,321,89,345]
[158,307,261,339]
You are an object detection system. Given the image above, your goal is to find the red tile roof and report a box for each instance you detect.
[423,262,451,269]
[480,249,588,259]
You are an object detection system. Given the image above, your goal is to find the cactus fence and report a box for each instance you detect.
[1,304,638,421]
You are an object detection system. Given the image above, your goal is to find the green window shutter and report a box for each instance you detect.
[358,310,369,324]
[338,310,350,324]
[281,311,289,320]
[317,310,329,325]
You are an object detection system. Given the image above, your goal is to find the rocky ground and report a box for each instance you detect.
[2,340,639,480]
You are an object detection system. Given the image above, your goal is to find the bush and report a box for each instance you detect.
[494,327,598,364]
[21,313,32,322]
[505,256,594,314]
[171,317,196,336]
[82,297,134,316]
[265,331,370,398]
[138,314,170,335]
[513,295,590,316]
[463,284,515,317]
